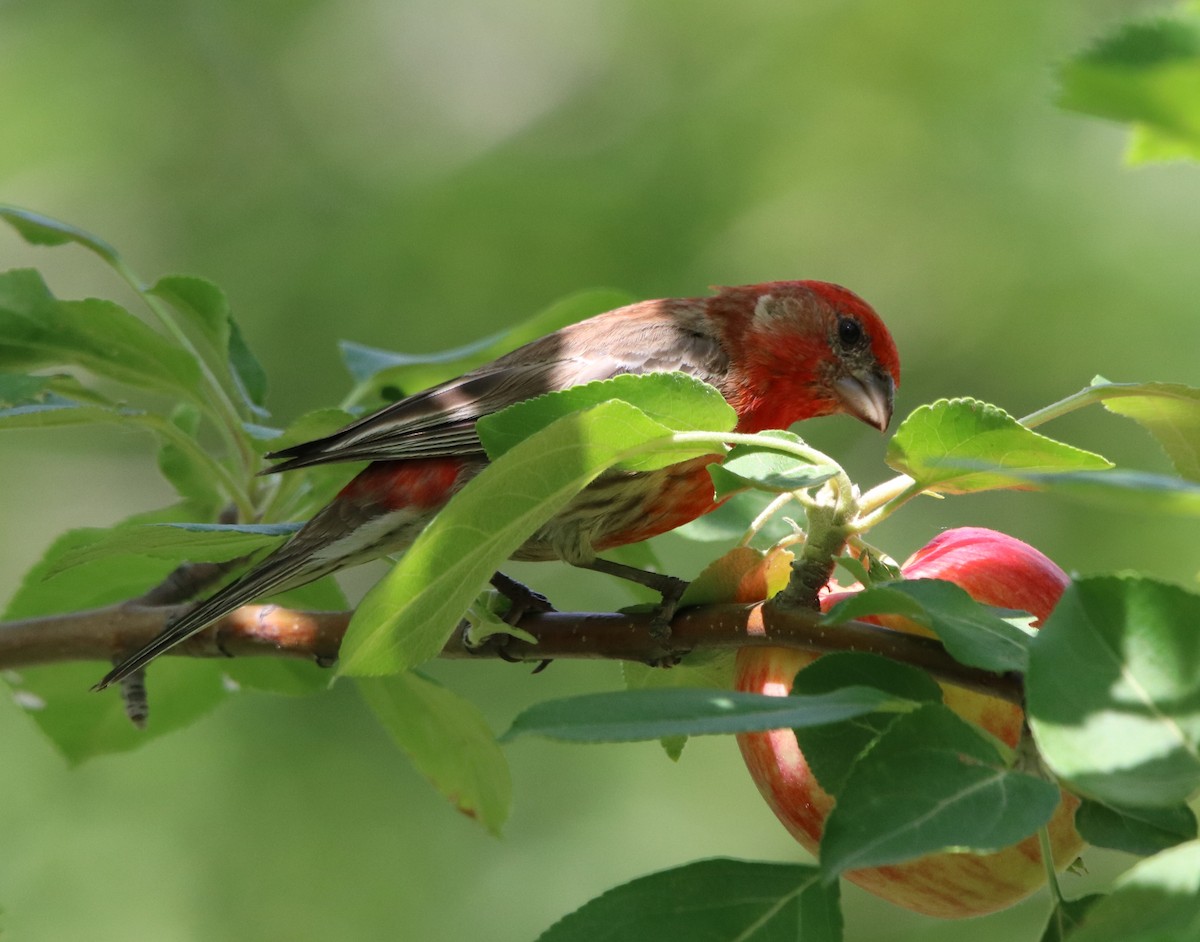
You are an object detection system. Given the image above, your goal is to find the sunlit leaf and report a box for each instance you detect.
[337,399,688,675]
[1095,380,1200,481]
[1076,797,1198,856]
[1028,576,1200,807]
[1059,16,1200,164]
[1067,840,1200,942]
[477,371,735,470]
[0,269,201,398]
[886,398,1111,494]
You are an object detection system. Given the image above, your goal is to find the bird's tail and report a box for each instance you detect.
[93,550,332,691]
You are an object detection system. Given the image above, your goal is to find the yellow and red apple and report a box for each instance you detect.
[735,527,1084,918]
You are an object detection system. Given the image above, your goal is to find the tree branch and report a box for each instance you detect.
[0,599,1023,704]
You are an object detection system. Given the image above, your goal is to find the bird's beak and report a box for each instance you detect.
[834,369,895,432]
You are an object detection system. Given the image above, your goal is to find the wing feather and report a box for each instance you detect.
[265,304,729,473]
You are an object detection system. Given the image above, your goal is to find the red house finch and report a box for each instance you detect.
[97,281,900,689]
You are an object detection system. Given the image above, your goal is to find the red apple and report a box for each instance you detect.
[735,527,1084,918]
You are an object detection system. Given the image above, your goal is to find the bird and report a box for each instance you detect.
[95,280,900,690]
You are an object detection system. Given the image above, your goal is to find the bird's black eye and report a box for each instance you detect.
[837,317,864,349]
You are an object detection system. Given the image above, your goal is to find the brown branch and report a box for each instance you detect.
[0,599,1023,704]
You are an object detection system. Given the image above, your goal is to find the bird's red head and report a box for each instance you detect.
[707,280,901,434]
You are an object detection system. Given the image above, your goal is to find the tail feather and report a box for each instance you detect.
[93,553,326,691]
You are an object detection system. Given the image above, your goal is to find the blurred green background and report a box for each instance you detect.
[1,0,1197,939]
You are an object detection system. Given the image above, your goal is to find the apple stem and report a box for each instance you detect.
[1037,826,1065,908]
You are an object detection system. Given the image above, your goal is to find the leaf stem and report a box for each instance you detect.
[139,415,256,520]
[1019,381,1162,429]
[737,492,800,547]
[109,256,259,489]
[853,475,925,533]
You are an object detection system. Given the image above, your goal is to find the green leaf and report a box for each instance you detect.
[0,269,201,398]
[1039,895,1105,942]
[823,578,1035,673]
[708,431,839,498]
[4,527,183,619]
[0,372,57,404]
[672,490,798,545]
[1028,576,1200,807]
[886,398,1112,494]
[996,468,1200,517]
[536,859,841,942]
[477,371,735,470]
[1066,840,1200,942]
[151,275,231,359]
[1075,798,1198,857]
[500,686,915,744]
[0,399,142,431]
[624,545,787,760]
[151,275,269,416]
[0,204,121,265]
[1097,380,1200,481]
[7,660,231,764]
[2,520,233,759]
[341,288,634,405]
[1058,16,1200,164]
[819,704,1061,879]
[790,652,943,795]
[44,521,295,576]
[156,403,223,515]
[623,657,737,760]
[336,399,691,676]
[228,317,269,410]
[357,673,511,835]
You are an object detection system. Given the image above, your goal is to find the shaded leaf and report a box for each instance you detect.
[820,704,1060,878]
[823,578,1034,673]
[0,204,121,264]
[500,686,914,744]
[790,652,943,795]
[342,288,634,405]
[45,521,296,576]
[1039,895,1106,942]
[537,859,841,942]
[358,673,511,834]
[1076,797,1198,856]
[7,660,231,764]
[672,490,798,545]
[886,398,1111,494]
[708,431,839,498]
[156,404,223,515]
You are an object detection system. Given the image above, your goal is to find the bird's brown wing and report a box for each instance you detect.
[264,312,729,474]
